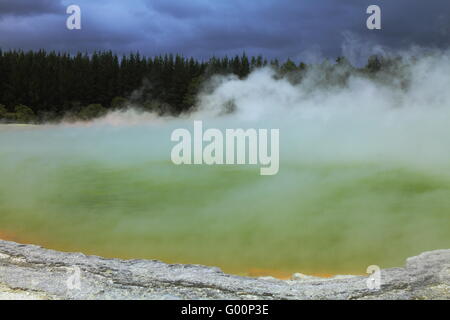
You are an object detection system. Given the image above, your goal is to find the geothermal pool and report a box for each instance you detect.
[2,57,450,277]
[0,116,449,277]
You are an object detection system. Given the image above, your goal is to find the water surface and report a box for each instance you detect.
[1,122,449,276]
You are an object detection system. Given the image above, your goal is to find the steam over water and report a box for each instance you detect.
[1,50,450,276]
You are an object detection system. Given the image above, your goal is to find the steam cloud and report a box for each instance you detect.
[1,46,450,275]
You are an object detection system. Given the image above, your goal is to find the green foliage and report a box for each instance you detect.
[182,77,203,109]
[14,104,36,123]
[0,49,386,122]
[141,101,159,112]
[142,100,172,115]
[78,104,107,121]
[110,97,128,110]
[280,59,298,74]
[367,55,382,73]
[298,62,307,71]
[0,104,7,118]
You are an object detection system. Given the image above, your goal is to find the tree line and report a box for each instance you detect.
[0,49,384,123]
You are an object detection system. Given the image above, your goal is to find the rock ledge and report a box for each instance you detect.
[0,240,448,300]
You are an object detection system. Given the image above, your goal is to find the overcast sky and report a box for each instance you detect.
[1,0,450,62]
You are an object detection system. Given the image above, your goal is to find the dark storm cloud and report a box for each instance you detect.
[0,0,63,17]
[1,0,450,61]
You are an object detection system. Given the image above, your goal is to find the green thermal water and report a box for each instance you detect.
[0,123,449,276]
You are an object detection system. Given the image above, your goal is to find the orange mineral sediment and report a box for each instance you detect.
[0,234,358,279]
[0,230,33,244]
[0,230,16,241]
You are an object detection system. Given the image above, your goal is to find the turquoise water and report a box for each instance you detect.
[0,121,449,276]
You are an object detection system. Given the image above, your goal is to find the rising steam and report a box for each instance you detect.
[1,47,450,276]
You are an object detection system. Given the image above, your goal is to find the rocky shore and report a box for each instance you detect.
[0,239,448,300]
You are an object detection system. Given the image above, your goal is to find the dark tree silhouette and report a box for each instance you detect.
[0,49,383,123]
